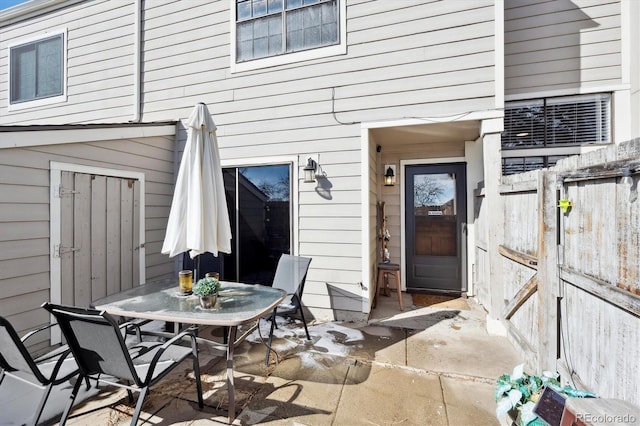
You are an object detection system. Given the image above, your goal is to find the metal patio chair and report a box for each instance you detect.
[263,254,312,365]
[0,315,80,426]
[42,302,203,426]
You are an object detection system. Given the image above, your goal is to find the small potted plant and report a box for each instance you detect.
[193,276,221,309]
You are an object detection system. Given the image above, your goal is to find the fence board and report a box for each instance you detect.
[504,275,538,320]
[560,266,640,317]
[498,245,538,269]
[537,170,559,372]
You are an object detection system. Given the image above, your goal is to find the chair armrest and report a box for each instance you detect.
[19,322,78,379]
[118,320,144,342]
[47,347,79,383]
[159,329,195,349]
[142,329,198,385]
[21,322,58,343]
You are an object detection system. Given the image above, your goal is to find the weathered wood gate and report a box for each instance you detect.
[474,139,640,406]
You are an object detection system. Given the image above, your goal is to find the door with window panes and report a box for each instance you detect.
[405,163,467,293]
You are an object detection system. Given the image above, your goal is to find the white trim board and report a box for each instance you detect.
[0,124,176,149]
[360,126,371,314]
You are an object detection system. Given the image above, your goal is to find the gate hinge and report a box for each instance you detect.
[53,244,80,258]
[54,185,79,198]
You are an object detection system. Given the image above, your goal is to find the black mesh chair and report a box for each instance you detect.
[0,315,80,425]
[42,303,203,425]
[264,254,312,365]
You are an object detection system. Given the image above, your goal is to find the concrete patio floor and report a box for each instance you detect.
[2,293,522,425]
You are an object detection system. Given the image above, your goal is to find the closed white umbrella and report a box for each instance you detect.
[162,102,232,262]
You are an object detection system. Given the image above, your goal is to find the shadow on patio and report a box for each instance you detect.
[3,293,522,425]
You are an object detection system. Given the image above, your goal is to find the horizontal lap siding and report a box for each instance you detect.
[0,134,174,348]
[505,0,622,95]
[140,0,496,316]
[1,0,497,318]
[142,3,496,122]
[0,0,137,124]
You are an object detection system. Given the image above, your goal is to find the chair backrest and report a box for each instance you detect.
[0,316,48,384]
[42,303,140,385]
[271,254,312,296]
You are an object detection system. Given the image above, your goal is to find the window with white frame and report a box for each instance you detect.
[9,31,66,107]
[235,0,339,63]
[501,93,611,175]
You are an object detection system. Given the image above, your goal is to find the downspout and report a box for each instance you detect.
[131,0,142,122]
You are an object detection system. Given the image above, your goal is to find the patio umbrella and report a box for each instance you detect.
[161,102,232,267]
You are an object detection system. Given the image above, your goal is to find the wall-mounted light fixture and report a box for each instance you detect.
[304,157,318,183]
[384,164,396,186]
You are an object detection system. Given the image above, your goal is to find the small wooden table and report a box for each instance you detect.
[93,278,286,424]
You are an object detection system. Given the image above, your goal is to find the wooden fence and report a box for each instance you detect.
[474,138,640,406]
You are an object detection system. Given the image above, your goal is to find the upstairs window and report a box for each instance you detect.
[502,94,610,149]
[9,31,66,108]
[501,94,611,175]
[236,0,339,63]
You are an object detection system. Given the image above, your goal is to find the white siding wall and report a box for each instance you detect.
[0,0,137,124]
[0,130,175,351]
[0,0,498,319]
[505,0,622,96]
[142,0,497,318]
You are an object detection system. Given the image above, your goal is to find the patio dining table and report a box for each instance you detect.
[92,278,286,424]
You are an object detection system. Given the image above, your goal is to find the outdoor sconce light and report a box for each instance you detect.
[304,157,318,183]
[384,164,396,186]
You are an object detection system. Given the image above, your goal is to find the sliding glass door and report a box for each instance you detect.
[186,164,291,286]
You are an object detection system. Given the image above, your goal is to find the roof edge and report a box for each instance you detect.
[0,0,84,27]
[0,121,178,132]
[0,121,178,149]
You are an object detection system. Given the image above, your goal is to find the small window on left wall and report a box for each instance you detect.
[9,30,66,109]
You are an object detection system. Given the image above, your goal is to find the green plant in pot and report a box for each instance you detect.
[193,277,220,309]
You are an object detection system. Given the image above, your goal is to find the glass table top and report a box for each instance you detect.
[92,279,286,326]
